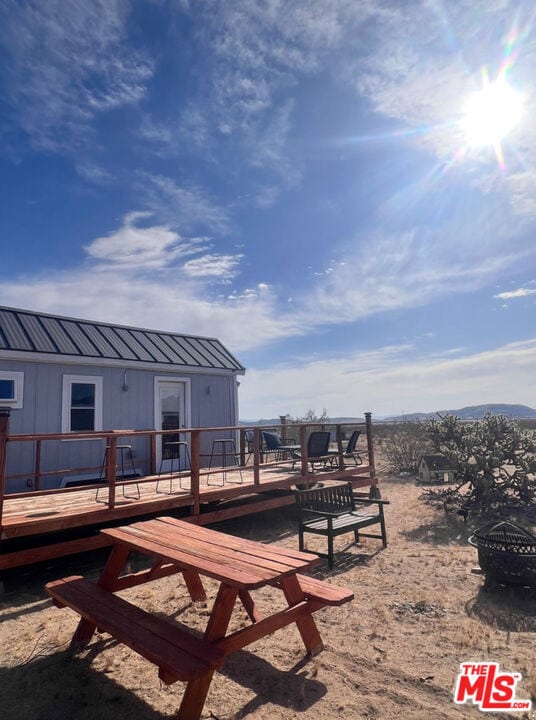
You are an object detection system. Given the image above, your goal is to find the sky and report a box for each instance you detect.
[0,0,535,421]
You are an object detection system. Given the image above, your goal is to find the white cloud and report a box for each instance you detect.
[0,0,154,151]
[293,229,531,329]
[84,212,208,269]
[494,287,536,299]
[0,215,295,352]
[0,269,299,353]
[506,173,536,218]
[138,117,175,146]
[140,174,232,235]
[183,254,243,280]
[239,338,536,418]
[185,2,379,183]
[76,161,115,185]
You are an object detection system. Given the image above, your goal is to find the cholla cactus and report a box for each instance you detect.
[423,413,536,513]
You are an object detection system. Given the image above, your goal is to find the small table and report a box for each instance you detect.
[46,517,353,719]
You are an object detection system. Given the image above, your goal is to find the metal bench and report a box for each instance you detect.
[295,482,388,568]
[46,576,224,684]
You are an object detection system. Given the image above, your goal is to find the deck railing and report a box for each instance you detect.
[0,409,375,530]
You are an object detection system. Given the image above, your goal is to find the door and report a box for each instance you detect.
[154,380,189,472]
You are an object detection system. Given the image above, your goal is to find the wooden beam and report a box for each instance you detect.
[195,494,295,525]
[253,427,261,485]
[365,412,375,477]
[0,533,111,571]
[190,430,201,516]
[106,434,117,509]
[0,408,10,546]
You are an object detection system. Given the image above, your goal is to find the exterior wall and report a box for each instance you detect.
[418,460,453,484]
[1,357,239,492]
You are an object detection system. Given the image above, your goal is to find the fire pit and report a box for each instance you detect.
[469,520,536,589]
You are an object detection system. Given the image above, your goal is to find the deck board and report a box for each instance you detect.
[0,465,376,569]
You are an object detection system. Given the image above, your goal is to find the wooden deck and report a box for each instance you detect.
[0,466,375,570]
[0,416,378,571]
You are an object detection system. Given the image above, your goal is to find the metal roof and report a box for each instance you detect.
[0,306,245,373]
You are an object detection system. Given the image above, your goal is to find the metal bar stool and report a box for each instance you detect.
[207,438,243,486]
[96,444,140,502]
[157,440,191,493]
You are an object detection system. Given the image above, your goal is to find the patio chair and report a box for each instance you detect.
[291,431,331,471]
[328,430,363,467]
[261,430,295,461]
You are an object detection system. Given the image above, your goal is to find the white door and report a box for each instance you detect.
[154,380,189,472]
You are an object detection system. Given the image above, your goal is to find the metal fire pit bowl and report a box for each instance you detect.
[469,520,536,589]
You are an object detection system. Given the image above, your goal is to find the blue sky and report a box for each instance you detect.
[1,0,535,420]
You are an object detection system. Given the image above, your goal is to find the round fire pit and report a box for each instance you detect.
[469,520,536,589]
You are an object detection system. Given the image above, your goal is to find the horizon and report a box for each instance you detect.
[1,2,535,419]
[239,401,536,423]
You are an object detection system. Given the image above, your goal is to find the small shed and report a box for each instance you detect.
[0,305,245,492]
[417,455,454,484]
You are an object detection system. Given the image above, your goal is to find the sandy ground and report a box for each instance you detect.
[1,471,535,720]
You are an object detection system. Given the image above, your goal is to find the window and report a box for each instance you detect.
[62,375,103,433]
[0,371,24,408]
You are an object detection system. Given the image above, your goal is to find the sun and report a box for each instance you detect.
[461,76,523,148]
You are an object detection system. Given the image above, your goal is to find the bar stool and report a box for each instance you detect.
[96,444,140,502]
[207,438,243,486]
[157,440,191,493]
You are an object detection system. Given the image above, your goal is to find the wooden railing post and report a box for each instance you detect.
[150,433,157,475]
[34,439,42,491]
[365,412,375,477]
[280,415,287,444]
[336,423,344,471]
[0,408,10,542]
[190,430,201,515]
[253,427,261,486]
[299,425,308,477]
[239,428,246,467]
[106,434,117,509]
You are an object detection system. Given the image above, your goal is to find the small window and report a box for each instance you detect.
[0,371,24,408]
[62,375,103,433]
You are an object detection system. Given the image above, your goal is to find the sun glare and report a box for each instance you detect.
[462,78,523,148]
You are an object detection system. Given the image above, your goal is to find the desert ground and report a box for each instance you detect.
[1,467,535,720]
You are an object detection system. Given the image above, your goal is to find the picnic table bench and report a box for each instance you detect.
[47,575,224,684]
[295,481,389,568]
[45,517,354,720]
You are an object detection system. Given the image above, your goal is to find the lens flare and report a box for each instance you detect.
[461,77,523,148]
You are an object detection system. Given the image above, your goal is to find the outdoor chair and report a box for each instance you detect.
[262,430,297,462]
[291,431,331,471]
[328,430,363,467]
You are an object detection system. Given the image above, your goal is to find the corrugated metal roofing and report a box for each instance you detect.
[0,306,245,372]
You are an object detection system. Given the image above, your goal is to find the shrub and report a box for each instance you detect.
[422,413,536,515]
[377,422,428,474]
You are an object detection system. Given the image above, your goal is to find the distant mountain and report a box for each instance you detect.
[240,416,364,426]
[385,404,536,421]
[241,405,536,425]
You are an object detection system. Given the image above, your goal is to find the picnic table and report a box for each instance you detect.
[46,516,354,720]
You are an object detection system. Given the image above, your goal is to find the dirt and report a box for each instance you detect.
[1,471,535,720]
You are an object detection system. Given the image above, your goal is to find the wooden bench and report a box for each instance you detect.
[295,573,354,605]
[295,482,389,568]
[46,576,224,684]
